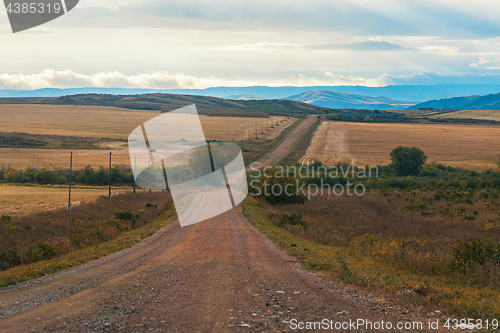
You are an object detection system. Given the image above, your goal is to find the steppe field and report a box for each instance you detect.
[302,121,500,169]
[0,105,294,169]
[431,109,500,121]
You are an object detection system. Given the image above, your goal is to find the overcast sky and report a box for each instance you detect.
[1,0,500,89]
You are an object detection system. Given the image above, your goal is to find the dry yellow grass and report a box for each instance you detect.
[432,109,500,121]
[0,184,132,216]
[0,148,131,170]
[304,121,500,170]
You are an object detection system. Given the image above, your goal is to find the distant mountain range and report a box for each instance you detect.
[2,84,500,103]
[285,90,414,110]
[411,92,500,110]
[223,94,267,101]
[2,85,500,111]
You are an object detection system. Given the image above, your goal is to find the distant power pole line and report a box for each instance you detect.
[108,152,112,200]
[133,154,136,194]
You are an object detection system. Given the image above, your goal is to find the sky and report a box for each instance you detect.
[1,0,500,89]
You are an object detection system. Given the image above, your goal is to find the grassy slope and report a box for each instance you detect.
[0,207,177,287]
[0,93,325,114]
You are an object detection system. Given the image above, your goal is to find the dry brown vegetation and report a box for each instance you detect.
[246,187,500,316]
[304,121,500,170]
[0,191,172,273]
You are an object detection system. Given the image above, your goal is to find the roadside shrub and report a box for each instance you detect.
[0,248,21,271]
[24,242,58,263]
[450,239,500,274]
[1,214,11,224]
[113,211,140,229]
[278,213,308,229]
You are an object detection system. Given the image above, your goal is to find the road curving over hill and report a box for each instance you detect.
[0,113,444,332]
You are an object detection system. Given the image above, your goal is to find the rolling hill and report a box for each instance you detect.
[286,90,415,110]
[0,93,324,115]
[411,92,500,110]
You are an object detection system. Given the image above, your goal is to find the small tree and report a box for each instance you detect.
[390,146,428,176]
[497,154,500,169]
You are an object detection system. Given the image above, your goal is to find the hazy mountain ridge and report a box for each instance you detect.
[285,90,415,110]
[411,92,500,110]
[223,94,267,100]
[3,84,500,102]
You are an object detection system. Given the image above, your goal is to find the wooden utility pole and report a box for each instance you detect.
[255,124,258,139]
[68,151,73,213]
[108,152,112,200]
[133,154,136,194]
[248,128,250,141]
[261,120,264,134]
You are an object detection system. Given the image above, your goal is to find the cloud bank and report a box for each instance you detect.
[2,70,500,90]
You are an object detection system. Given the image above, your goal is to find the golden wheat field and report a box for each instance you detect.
[432,109,500,121]
[0,184,133,216]
[0,105,294,169]
[302,121,500,170]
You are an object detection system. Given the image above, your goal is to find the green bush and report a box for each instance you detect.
[278,213,308,229]
[24,242,58,263]
[450,239,500,274]
[113,211,140,228]
[0,248,21,271]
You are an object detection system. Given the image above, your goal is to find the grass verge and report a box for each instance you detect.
[0,207,177,287]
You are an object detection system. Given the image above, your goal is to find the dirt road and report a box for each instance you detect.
[254,115,317,169]
[299,122,355,166]
[0,113,442,332]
